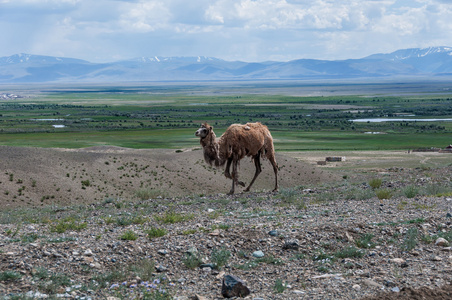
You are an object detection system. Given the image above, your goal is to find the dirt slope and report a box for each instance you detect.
[0,146,338,208]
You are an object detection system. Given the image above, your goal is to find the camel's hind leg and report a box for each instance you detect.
[244,153,262,192]
[268,154,278,192]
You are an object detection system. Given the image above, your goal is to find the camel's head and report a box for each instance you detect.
[195,123,212,139]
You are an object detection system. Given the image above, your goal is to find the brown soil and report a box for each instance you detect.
[0,145,337,209]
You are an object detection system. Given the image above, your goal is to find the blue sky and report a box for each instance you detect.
[1,0,451,62]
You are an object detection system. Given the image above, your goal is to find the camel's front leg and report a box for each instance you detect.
[228,157,245,194]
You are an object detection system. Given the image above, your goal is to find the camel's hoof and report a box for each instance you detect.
[238,181,246,187]
[244,188,250,192]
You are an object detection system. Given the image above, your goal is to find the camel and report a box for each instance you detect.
[195,122,278,195]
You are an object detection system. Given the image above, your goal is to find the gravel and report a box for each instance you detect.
[1,189,451,299]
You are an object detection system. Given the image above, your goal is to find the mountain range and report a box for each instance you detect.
[1,47,452,83]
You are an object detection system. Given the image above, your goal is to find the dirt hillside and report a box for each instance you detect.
[0,146,338,208]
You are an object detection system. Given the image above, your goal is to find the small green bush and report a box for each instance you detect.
[401,227,418,251]
[120,230,138,241]
[155,211,194,224]
[0,271,22,281]
[274,278,287,293]
[355,233,376,249]
[334,246,364,258]
[182,252,203,269]
[211,248,231,269]
[376,188,392,200]
[147,227,167,239]
[50,218,87,233]
[368,178,382,189]
[403,185,419,198]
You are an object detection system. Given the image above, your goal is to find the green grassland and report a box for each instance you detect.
[0,83,451,150]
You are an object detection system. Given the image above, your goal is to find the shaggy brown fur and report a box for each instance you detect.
[195,122,278,194]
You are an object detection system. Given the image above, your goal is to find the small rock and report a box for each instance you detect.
[268,230,278,236]
[345,231,355,242]
[158,249,169,255]
[391,287,400,293]
[431,256,442,261]
[200,263,215,269]
[390,258,405,264]
[252,250,264,258]
[155,265,167,273]
[83,249,93,256]
[195,295,209,300]
[363,279,382,289]
[210,229,220,236]
[293,290,305,294]
[435,237,450,247]
[221,275,250,298]
[283,239,300,250]
[352,284,361,290]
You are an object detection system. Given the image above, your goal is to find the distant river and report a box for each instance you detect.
[350,118,452,123]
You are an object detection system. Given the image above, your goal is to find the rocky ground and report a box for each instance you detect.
[0,147,451,299]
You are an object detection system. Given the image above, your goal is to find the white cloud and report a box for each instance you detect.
[1,0,452,62]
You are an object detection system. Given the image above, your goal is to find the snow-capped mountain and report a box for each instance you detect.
[1,47,452,83]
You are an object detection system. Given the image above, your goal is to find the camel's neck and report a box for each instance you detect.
[200,132,225,167]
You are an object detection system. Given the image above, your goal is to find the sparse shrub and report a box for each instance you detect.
[116,215,148,226]
[255,255,284,265]
[21,233,40,243]
[181,229,197,235]
[334,246,364,258]
[146,227,167,239]
[50,218,87,233]
[211,247,231,269]
[368,178,382,189]
[135,188,159,200]
[401,227,418,251]
[155,211,194,224]
[376,188,392,200]
[345,187,374,201]
[33,267,49,280]
[182,252,203,269]
[274,278,287,293]
[355,233,376,249]
[403,185,419,198]
[120,230,138,241]
[0,270,22,281]
[81,180,90,187]
[278,187,300,204]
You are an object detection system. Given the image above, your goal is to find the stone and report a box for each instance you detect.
[252,250,264,258]
[345,231,355,243]
[390,258,405,264]
[155,265,167,273]
[158,249,169,255]
[363,279,382,289]
[435,237,450,247]
[83,249,93,256]
[221,275,250,298]
[283,239,300,250]
[195,294,209,300]
[268,230,278,236]
[352,284,361,290]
